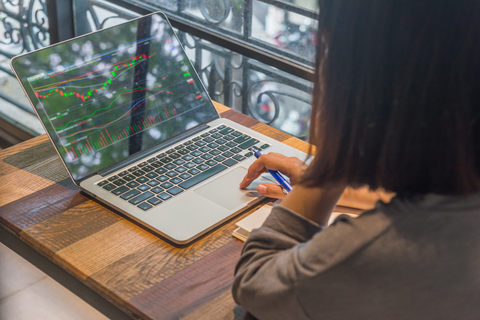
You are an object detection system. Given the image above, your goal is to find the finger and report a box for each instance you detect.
[239,167,268,188]
[257,184,286,199]
[240,154,296,188]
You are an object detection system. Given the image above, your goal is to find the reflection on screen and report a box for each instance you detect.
[12,13,218,182]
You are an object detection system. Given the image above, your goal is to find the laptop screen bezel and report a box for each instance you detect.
[11,11,220,186]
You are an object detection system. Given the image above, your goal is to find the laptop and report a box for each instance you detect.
[11,12,308,244]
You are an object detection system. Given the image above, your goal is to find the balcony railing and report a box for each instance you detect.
[0,0,316,142]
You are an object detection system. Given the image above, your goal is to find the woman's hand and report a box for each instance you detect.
[239,152,308,199]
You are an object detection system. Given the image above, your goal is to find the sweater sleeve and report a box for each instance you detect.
[232,204,394,320]
[232,205,322,320]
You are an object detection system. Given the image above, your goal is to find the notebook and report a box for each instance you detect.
[10,12,309,244]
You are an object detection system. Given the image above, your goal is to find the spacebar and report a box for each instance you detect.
[179,164,228,189]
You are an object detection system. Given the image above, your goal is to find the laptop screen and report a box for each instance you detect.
[11,13,218,182]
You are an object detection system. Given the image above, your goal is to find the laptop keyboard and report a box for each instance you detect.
[96,125,270,211]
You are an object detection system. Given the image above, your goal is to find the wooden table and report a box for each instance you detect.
[0,103,386,319]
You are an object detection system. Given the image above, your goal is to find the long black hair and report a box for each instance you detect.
[302,0,480,195]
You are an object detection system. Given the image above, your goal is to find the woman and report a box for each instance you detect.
[232,0,480,319]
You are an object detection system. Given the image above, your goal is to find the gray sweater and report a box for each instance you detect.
[232,194,480,320]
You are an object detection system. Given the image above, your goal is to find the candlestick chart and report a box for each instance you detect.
[30,49,206,163]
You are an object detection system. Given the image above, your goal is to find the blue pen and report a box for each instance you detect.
[251,148,293,193]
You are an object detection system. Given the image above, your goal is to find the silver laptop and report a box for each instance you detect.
[11,12,308,244]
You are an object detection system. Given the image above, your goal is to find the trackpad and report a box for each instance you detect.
[194,167,258,210]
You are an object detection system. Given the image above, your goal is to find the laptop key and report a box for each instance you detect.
[218,145,229,151]
[157,175,169,182]
[119,171,129,177]
[120,189,141,200]
[233,135,251,144]
[157,153,166,159]
[128,166,139,172]
[219,127,233,135]
[179,164,228,189]
[230,147,242,154]
[216,138,227,144]
[165,163,176,170]
[113,178,127,186]
[214,155,226,162]
[186,145,198,151]
[209,128,218,133]
[143,165,154,172]
[203,137,214,143]
[146,172,158,179]
[207,142,219,149]
[206,160,218,166]
[136,176,149,183]
[138,202,153,211]
[138,162,148,167]
[151,187,164,194]
[151,161,163,168]
[193,136,202,141]
[126,181,140,188]
[233,155,246,161]
[231,131,243,137]
[138,185,150,191]
[191,150,202,157]
[182,154,194,161]
[170,177,183,184]
[158,192,172,200]
[98,180,109,187]
[170,153,181,159]
[201,132,210,137]
[210,149,221,155]
[166,171,178,177]
[175,166,187,173]
[155,168,167,174]
[174,159,185,165]
[179,173,192,180]
[175,145,184,149]
[132,170,145,177]
[260,144,271,149]
[184,140,193,145]
[225,141,237,147]
[201,153,213,160]
[224,135,235,141]
[167,186,183,195]
[112,186,129,195]
[108,175,119,181]
[166,149,175,154]
[223,158,238,167]
[188,168,200,175]
[238,138,260,149]
[218,125,226,129]
[147,180,160,187]
[211,133,222,139]
[129,192,154,205]
[194,141,206,147]
[244,151,254,157]
[103,183,116,191]
[199,147,211,153]
[160,157,173,164]
[148,197,163,205]
[147,157,157,163]
[178,149,189,155]
[193,158,204,164]
[123,174,136,181]
[197,164,209,171]
[222,151,234,158]
[161,182,174,189]
[184,162,195,168]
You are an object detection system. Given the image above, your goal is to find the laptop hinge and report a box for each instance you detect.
[97,123,211,177]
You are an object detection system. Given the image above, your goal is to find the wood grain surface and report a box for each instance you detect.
[0,103,393,320]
